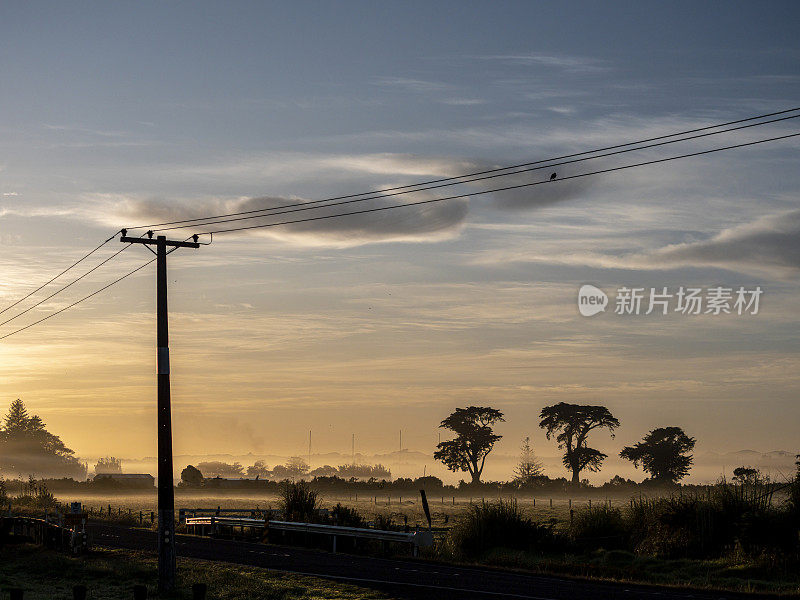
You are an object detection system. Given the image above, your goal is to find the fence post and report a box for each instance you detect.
[589,499,592,508]
[569,498,572,509]
[570,509,574,524]
[192,583,208,600]
[139,511,143,525]
[549,498,552,508]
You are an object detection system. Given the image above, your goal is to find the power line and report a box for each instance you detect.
[0,257,156,341]
[0,245,131,327]
[0,231,120,316]
[146,113,800,234]
[126,106,800,232]
[2,129,797,341]
[202,131,800,235]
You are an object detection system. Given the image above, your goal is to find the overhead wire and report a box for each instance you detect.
[202,131,800,235]
[125,106,800,232]
[0,230,121,316]
[0,257,156,341]
[144,113,800,234]
[1,124,798,341]
[0,245,131,327]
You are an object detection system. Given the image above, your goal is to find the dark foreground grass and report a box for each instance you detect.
[475,548,800,596]
[0,544,395,600]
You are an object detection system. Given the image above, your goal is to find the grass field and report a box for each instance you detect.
[54,490,631,531]
[0,543,395,600]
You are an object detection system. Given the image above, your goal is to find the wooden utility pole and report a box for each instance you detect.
[121,231,199,593]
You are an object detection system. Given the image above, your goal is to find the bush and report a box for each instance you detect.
[373,513,398,531]
[280,481,319,522]
[627,479,798,559]
[570,506,628,550]
[447,499,553,559]
[330,503,364,528]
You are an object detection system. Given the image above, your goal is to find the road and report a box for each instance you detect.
[88,524,779,600]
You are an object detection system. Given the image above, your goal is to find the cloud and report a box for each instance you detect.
[372,77,451,94]
[439,98,486,106]
[649,209,800,277]
[114,194,469,248]
[476,52,609,73]
[474,208,800,279]
[102,152,596,247]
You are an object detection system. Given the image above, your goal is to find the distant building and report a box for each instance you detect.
[93,473,155,488]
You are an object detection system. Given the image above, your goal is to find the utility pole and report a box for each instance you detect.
[121,231,200,594]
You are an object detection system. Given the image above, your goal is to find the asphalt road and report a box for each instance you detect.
[88,524,780,600]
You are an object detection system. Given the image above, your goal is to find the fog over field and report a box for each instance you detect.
[105,448,797,486]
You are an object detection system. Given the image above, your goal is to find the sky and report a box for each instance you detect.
[0,1,798,483]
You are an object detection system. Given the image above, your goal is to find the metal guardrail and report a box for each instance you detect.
[1,516,88,554]
[183,516,434,556]
[179,508,326,521]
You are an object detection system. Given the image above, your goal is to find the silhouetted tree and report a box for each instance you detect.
[732,466,759,485]
[620,427,695,483]
[272,457,310,480]
[539,402,619,485]
[309,464,338,478]
[246,460,269,478]
[94,456,122,474]
[196,461,244,478]
[0,399,87,479]
[513,436,543,484]
[337,463,391,479]
[181,464,204,485]
[434,406,504,484]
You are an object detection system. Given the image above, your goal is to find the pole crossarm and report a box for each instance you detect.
[121,236,200,249]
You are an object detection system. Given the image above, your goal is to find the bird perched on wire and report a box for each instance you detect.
[549,172,557,181]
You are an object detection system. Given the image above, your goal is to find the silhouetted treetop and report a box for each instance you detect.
[434,406,504,485]
[620,426,695,483]
[0,399,86,479]
[539,402,619,484]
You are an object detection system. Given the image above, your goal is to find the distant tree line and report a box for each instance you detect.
[181,458,392,486]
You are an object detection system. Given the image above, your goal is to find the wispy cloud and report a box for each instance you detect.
[476,52,609,73]
[473,208,800,280]
[372,77,451,94]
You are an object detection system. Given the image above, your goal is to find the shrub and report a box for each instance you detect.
[628,478,798,559]
[447,499,553,558]
[330,503,364,528]
[280,480,319,522]
[570,506,628,550]
[373,513,397,531]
